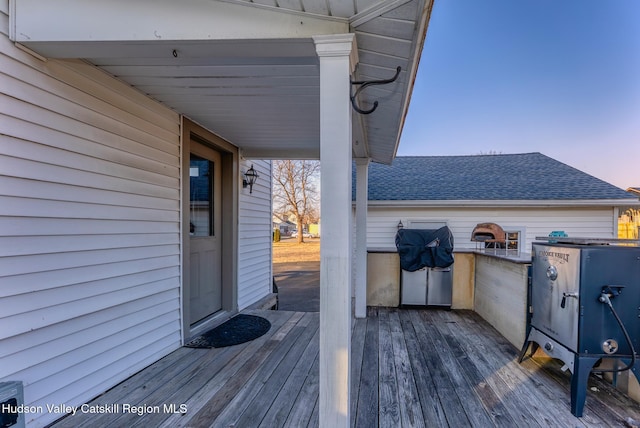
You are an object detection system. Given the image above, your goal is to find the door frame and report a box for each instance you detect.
[181,117,239,341]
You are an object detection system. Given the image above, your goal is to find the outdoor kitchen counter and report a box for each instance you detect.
[367,247,531,261]
[366,248,531,348]
[365,248,479,311]
[459,248,532,263]
[471,250,532,348]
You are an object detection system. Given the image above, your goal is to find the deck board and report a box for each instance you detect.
[282,354,319,428]
[388,310,426,428]
[258,326,320,427]
[349,317,367,428]
[231,314,319,427]
[423,310,497,427]
[158,311,298,427]
[443,312,533,427]
[398,310,448,427]
[186,313,308,427]
[378,309,402,427]
[409,310,475,427]
[354,308,379,428]
[444,310,569,427]
[51,308,640,427]
[459,310,594,426]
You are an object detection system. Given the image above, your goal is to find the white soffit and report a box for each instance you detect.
[10,0,431,163]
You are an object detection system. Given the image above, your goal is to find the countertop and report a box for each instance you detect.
[367,247,532,264]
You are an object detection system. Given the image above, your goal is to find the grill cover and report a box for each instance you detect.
[395,227,454,272]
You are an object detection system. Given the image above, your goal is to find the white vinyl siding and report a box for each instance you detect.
[0,5,182,426]
[366,206,617,253]
[237,159,272,309]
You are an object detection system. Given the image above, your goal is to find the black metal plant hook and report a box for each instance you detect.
[350,66,402,115]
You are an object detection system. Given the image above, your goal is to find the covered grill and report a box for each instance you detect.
[519,237,640,417]
[395,227,454,307]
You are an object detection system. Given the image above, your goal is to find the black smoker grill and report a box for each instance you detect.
[519,237,640,417]
[395,227,454,307]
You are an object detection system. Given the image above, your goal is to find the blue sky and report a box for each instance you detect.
[398,0,640,189]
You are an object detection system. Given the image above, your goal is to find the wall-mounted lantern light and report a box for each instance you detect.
[243,165,259,194]
[397,220,404,230]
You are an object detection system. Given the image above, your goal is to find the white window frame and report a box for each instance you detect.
[504,226,526,252]
[482,226,525,252]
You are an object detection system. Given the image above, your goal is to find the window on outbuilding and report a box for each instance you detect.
[483,229,524,251]
[506,231,520,250]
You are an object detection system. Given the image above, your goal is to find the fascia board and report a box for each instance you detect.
[359,199,640,208]
[11,0,348,45]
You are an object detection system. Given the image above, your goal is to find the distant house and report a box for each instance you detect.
[620,188,640,239]
[356,153,640,253]
[628,187,640,198]
[272,215,296,235]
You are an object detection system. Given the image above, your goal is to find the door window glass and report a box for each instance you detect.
[190,154,214,237]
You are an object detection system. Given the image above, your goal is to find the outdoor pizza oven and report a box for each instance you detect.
[471,222,506,245]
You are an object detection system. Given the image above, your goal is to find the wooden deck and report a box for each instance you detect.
[52,308,640,427]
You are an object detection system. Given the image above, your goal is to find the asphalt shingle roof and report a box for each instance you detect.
[355,153,635,201]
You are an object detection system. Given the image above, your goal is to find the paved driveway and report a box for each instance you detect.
[273,261,319,312]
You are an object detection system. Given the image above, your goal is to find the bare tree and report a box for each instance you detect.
[272,160,320,243]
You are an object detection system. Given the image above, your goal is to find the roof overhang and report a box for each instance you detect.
[10,0,432,164]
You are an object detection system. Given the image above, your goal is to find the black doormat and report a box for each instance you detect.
[185,314,271,348]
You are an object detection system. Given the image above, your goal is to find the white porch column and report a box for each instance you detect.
[355,158,370,318]
[313,33,357,428]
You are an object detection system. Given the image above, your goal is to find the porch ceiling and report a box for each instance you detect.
[12,0,432,164]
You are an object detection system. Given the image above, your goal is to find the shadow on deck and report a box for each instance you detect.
[52,308,640,427]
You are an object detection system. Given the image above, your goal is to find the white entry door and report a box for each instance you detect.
[189,143,222,324]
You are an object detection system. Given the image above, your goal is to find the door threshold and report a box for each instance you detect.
[187,310,235,341]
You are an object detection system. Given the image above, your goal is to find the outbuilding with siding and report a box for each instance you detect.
[356,153,640,334]
[359,153,639,253]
